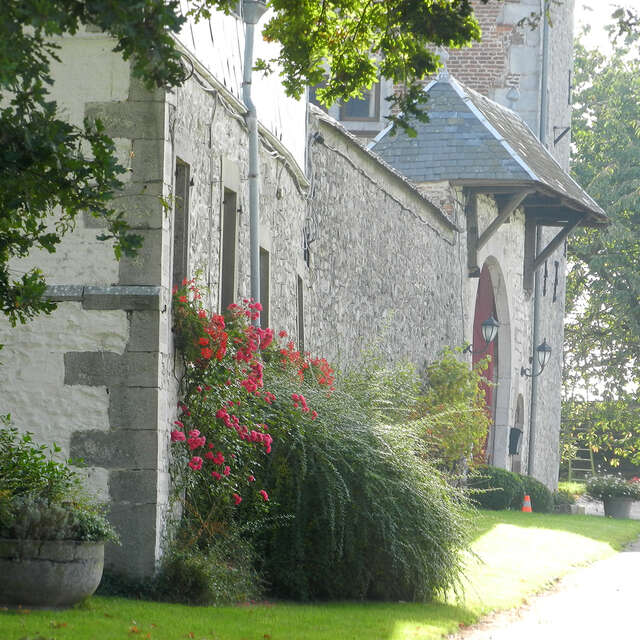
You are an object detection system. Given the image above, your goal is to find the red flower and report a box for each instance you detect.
[200,347,213,359]
[278,330,288,338]
[259,490,269,502]
[233,493,242,506]
[188,456,203,471]
[179,295,187,303]
[198,337,209,346]
[211,471,221,480]
[248,475,255,482]
[170,430,186,442]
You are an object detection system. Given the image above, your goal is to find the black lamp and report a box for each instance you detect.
[521,339,552,377]
[463,315,499,355]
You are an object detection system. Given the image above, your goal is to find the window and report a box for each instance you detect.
[220,187,238,312]
[260,247,270,330]
[172,159,190,290]
[296,275,304,353]
[340,83,380,121]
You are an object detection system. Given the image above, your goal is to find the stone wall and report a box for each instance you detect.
[303,114,464,369]
[0,28,173,578]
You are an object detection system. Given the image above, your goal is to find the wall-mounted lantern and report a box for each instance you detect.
[463,315,499,355]
[521,339,552,378]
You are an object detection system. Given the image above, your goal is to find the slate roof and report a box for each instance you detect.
[369,76,607,225]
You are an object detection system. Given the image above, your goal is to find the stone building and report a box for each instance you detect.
[0,1,604,577]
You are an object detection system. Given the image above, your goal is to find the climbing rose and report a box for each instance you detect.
[233,493,242,506]
[188,456,203,471]
[171,430,186,442]
[259,489,269,502]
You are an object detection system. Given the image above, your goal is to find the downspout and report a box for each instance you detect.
[528,0,551,476]
[242,0,267,325]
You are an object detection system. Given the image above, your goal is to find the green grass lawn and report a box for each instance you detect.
[3,511,640,640]
[557,480,586,496]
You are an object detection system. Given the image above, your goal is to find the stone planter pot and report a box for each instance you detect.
[0,539,104,608]
[603,496,634,519]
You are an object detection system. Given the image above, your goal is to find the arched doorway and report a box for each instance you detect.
[471,258,513,467]
[472,264,498,461]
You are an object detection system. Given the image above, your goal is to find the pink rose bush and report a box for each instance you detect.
[170,279,334,515]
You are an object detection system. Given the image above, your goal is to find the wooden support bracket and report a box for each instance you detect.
[477,189,532,251]
[533,216,583,270]
[524,214,583,290]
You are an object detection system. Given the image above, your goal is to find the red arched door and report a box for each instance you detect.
[473,264,498,460]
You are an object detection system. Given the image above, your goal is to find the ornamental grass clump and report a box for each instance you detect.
[586,474,640,501]
[250,370,472,602]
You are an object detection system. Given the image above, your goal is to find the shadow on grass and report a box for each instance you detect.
[470,509,640,550]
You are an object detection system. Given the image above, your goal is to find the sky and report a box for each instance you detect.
[574,0,639,52]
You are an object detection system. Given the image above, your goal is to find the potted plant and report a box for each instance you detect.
[0,417,118,608]
[585,474,640,519]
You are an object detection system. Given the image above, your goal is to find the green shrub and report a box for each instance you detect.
[154,534,263,605]
[251,373,472,602]
[586,474,640,500]
[414,348,492,472]
[519,475,553,513]
[553,489,576,507]
[0,418,117,543]
[469,465,524,510]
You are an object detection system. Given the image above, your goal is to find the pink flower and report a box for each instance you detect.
[311,410,318,421]
[188,434,206,450]
[170,430,186,442]
[188,456,203,471]
[233,493,242,506]
[174,420,184,429]
[248,475,255,482]
[211,471,221,480]
[188,429,200,437]
[223,465,230,476]
[259,490,269,502]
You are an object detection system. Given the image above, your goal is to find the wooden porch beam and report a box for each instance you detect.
[465,189,480,277]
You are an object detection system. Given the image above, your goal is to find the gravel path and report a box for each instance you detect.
[449,520,640,640]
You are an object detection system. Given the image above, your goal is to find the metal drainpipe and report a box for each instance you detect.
[528,0,551,476]
[242,0,267,325]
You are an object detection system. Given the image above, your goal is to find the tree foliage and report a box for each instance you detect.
[565,39,640,396]
[562,398,640,470]
[2,0,492,325]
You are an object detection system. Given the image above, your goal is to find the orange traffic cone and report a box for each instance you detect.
[522,495,532,512]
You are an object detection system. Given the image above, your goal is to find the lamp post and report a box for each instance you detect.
[521,339,552,377]
[463,315,500,355]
